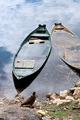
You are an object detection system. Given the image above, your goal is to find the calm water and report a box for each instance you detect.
[0,0,80,101]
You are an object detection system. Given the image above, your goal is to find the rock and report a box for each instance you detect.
[75,80,80,87]
[46,92,59,100]
[73,89,80,100]
[59,96,65,99]
[70,87,80,93]
[14,94,24,102]
[42,115,54,120]
[60,90,70,99]
[50,93,59,100]
[0,98,4,105]
[0,106,42,120]
[65,96,74,101]
[57,99,72,106]
[0,97,10,107]
[0,101,4,105]
[52,99,72,106]
[52,99,61,105]
[78,99,80,105]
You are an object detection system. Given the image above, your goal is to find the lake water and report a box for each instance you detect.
[0,0,80,101]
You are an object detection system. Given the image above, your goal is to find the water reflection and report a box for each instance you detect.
[0,0,80,100]
[0,47,14,97]
[20,49,80,101]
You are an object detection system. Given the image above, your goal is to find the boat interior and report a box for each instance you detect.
[14,33,51,78]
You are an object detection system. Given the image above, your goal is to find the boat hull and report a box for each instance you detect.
[12,24,52,93]
[12,50,51,93]
[51,23,80,71]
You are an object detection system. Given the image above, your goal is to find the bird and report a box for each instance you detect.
[20,92,36,107]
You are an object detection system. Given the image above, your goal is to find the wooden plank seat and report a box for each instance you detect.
[29,37,44,44]
[55,28,64,30]
[31,33,49,37]
[15,60,35,69]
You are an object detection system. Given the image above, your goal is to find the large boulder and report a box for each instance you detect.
[0,106,42,120]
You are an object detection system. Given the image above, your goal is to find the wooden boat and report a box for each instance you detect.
[12,24,52,93]
[51,23,80,71]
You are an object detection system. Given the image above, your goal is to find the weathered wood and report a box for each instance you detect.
[29,38,44,44]
[15,60,35,69]
[51,23,80,70]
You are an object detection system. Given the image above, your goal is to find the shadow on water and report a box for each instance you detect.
[61,59,80,77]
[68,66,80,77]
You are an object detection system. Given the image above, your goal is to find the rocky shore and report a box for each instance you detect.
[0,80,80,120]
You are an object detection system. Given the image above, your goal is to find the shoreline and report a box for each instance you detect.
[0,80,80,120]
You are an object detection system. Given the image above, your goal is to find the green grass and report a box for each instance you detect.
[77,96,80,99]
[42,102,80,119]
[47,112,54,116]
[73,115,80,120]
[42,102,77,111]
[42,104,59,110]
[54,110,67,118]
